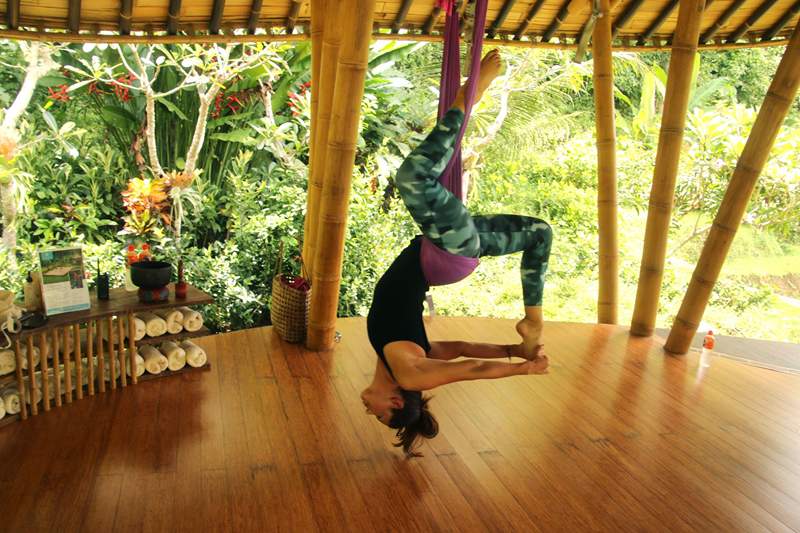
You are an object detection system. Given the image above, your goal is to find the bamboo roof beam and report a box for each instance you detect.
[543,0,575,41]
[210,0,226,34]
[423,6,443,34]
[303,0,326,274]
[631,0,706,337]
[488,0,519,38]
[392,0,415,33]
[119,0,133,35]
[762,0,800,40]
[701,0,747,42]
[68,0,81,33]
[612,0,646,38]
[666,18,800,354]
[593,0,619,324]
[168,0,182,35]
[637,0,678,45]
[287,0,304,33]
[728,0,781,42]
[307,0,377,351]
[303,0,344,280]
[575,0,603,61]
[248,0,263,34]
[515,0,547,39]
[7,0,19,31]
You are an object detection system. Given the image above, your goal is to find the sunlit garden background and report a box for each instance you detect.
[0,40,797,342]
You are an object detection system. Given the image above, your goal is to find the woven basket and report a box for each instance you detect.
[270,243,311,344]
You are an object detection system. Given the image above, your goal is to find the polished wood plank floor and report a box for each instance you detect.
[1,317,799,532]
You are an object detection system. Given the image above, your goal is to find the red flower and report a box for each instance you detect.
[47,84,70,102]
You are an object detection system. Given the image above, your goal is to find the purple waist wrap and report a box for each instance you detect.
[420,237,479,286]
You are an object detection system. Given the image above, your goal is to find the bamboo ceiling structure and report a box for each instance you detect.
[0,0,798,50]
[0,0,798,354]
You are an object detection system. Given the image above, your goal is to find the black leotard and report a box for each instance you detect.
[367,236,431,378]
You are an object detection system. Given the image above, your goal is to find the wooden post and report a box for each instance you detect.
[593,0,618,324]
[73,324,83,399]
[86,321,95,395]
[39,333,50,411]
[107,318,116,389]
[128,313,137,385]
[117,317,127,387]
[306,0,376,350]
[26,337,38,416]
[51,330,61,406]
[97,319,105,393]
[630,0,705,336]
[13,339,27,419]
[665,19,800,354]
[303,0,342,279]
[63,327,73,403]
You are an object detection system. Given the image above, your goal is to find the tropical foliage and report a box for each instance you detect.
[0,38,797,343]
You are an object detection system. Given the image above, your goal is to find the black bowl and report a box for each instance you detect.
[130,261,172,289]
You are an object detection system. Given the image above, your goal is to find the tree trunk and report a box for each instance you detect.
[184,88,217,177]
[143,89,164,177]
[0,181,17,269]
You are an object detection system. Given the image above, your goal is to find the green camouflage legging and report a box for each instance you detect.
[395,109,553,306]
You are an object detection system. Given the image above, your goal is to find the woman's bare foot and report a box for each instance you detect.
[453,49,503,110]
[525,356,549,375]
[515,317,543,359]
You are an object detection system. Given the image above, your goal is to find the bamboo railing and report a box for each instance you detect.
[593,0,618,324]
[303,0,342,280]
[630,0,706,336]
[307,0,377,350]
[665,19,800,354]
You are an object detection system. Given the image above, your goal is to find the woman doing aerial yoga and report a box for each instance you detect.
[362,46,553,457]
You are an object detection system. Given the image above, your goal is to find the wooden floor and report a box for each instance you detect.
[1,317,799,533]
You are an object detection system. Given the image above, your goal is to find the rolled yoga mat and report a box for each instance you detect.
[154,309,183,335]
[126,353,146,377]
[160,341,186,371]
[102,316,146,343]
[20,345,41,370]
[139,345,168,375]
[138,312,167,338]
[178,307,204,333]
[1,387,21,415]
[0,349,15,376]
[180,340,207,368]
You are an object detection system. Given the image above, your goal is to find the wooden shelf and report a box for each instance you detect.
[0,414,20,428]
[12,285,213,340]
[137,362,211,383]
[0,374,17,386]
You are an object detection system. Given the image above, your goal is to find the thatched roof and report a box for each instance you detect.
[0,0,797,49]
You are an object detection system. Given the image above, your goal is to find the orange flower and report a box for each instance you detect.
[166,170,194,189]
[0,126,20,162]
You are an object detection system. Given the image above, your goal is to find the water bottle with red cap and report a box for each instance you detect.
[700,330,715,368]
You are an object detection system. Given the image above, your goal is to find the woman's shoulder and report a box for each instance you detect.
[383,341,428,389]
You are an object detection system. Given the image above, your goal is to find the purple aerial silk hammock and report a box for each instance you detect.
[420,0,489,287]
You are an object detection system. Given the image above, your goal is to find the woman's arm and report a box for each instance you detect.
[428,341,520,360]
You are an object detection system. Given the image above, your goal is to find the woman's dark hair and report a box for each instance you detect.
[389,390,439,457]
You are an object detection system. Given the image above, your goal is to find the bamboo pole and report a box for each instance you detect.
[13,339,27,419]
[630,0,705,336]
[307,0,377,350]
[128,313,137,385]
[26,337,38,416]
[303,0,342,278]
[117,317,127,387]
[51,330,61,406]
[107,318,116,389]
[73,324,83,399]
[665,19,800,355]
[96,319,105,393]
[63,327,73,403]
[86,321,95,395]
[39,332,50,411]
[593,0,618,324]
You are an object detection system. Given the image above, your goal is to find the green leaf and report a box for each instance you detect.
[38,74,72,87]
[157,98,189,121]
[41,108,59,133]
[100,105,139,127]
[210,129,259,145]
